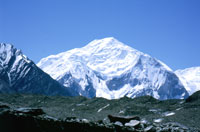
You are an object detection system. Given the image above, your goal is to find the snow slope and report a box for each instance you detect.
[38,37,189,100]
[175,67,200,95]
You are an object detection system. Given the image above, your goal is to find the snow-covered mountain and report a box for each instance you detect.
[175,67,200,95]
[37,37,189,100]
[0,43,75,96]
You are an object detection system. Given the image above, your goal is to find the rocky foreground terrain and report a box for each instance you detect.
[0,91,200,132]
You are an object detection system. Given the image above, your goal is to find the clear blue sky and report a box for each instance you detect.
[0,0,200,70]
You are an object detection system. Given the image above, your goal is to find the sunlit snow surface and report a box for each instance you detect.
[37,37,188,99]
[38,37,142,79]
[97,104,110,113]
[175,67,200,95]
[164,112,175,117]
[154,118,163,123]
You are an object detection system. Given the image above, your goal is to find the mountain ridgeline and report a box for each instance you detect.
[0,38,193,100]
[0,43,75,96]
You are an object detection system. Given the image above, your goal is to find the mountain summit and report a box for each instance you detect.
[37,37,189,100]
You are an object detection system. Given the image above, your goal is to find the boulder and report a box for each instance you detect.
[108,115,140,125]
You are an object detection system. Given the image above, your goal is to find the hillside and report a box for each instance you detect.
[0,92,199,131]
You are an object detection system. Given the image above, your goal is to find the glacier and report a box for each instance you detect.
[37,37,189,100]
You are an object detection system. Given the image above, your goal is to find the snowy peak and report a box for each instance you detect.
[38,37,143,79]
[84,37,127,49]
[83,38,143,76]
[83,37,138,55]
[0,43,31,67]
[175,67,200,95]
[0,43,22,59]
[0,43,74,96]
[38,37,189,100]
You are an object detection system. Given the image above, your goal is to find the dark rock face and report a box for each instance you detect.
[0,43,74,96]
